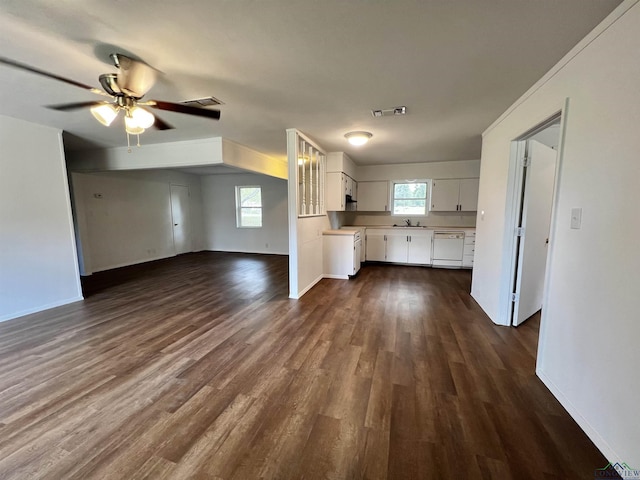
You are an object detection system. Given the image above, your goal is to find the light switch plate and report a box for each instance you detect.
[570,207,582,229]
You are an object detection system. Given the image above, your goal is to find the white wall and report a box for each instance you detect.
[351,159,481,227]
[67,137,287,179]
[472,0,640,465]
[71,170,205,274]
[201,173,289,254]
[0,115,82,321]
[327,152,358,178]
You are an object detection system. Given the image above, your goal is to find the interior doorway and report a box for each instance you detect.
[170,184,192,255]
[506,114,563,327]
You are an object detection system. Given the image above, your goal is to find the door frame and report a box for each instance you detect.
[499,99,569,327]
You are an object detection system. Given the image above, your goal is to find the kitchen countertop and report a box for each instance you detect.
[323,229,357,236]
[346,225,475,231]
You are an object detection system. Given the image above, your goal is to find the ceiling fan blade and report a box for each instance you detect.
[0,57,108,97]
[152,114,174,130]
[47,101,105,111]
[146,100,221,120]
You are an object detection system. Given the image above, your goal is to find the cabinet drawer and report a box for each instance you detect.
[464,232,476,245]
[463,244,475,256]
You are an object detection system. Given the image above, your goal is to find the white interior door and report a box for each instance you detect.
[170,184,191,255]
[512,140,557,326]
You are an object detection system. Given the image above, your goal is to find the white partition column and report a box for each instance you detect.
[287,129,330,298]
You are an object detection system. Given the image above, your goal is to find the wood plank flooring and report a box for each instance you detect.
[0,252,613,479]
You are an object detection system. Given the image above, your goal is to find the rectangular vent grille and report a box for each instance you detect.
[182,96,224,107]
[372,106,406,117]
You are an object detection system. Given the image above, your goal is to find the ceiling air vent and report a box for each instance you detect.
[182,96,225,107]
[372,106,407,117]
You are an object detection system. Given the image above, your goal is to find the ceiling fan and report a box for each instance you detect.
[0,53,220,147]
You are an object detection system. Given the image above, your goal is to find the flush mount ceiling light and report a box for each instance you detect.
[345,131,373,146]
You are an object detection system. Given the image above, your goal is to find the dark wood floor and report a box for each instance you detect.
[0,252,611,479]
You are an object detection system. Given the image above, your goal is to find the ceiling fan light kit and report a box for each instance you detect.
[90,103,118,126]
[129,106,155,129]
[0,53,221,151]
[345,131,372,146]
[124,116,144,135]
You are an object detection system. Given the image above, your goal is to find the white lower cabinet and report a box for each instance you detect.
[386,233,409,263]
[462,230,476,268]
[365,232,386,261]
[323,230,360,278]
[408,234,432,264]
[365,229,433,265]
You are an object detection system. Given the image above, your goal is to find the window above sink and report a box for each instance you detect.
[391,180,429,216]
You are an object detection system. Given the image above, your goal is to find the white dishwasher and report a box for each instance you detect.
[432,231,464,268]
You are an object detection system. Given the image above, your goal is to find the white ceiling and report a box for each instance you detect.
[0,0,621,165]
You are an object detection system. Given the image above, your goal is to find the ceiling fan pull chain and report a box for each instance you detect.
[136,134,141,148]
[127,132,132,154]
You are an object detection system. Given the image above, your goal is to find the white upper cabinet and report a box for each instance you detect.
[325,172,346,211]
[430,178,479,212]
[357,181,389,212]
[347,176,357,201]
[458,178,479,211]
[430,179,460,211]
[326,172,357,211]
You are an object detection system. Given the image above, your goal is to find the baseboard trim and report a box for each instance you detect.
[323,274,349,280]
[91,254,176,274]
[536,367,621,465]
[289,274,323,299]
[206,248,288,256]
[0,295,84,323]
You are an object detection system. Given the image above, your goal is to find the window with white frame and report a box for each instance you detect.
[236,186,262,228]
[391,181,428,216]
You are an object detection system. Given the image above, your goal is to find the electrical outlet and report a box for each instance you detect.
[570,208,582,229]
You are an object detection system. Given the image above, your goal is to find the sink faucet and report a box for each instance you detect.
[405,219,412,226]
